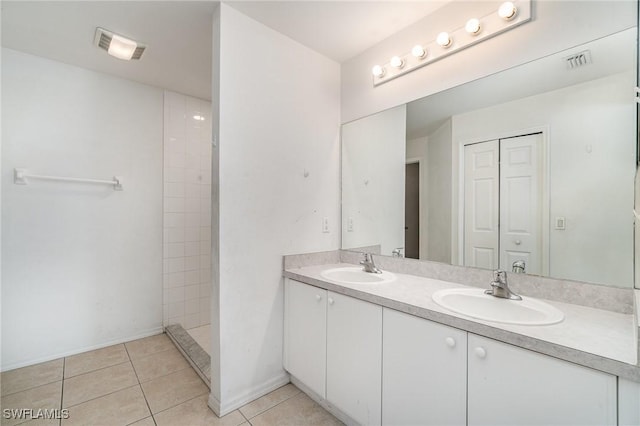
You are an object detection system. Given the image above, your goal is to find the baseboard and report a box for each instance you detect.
[208,393,222,416]
[290,376,359,426]
[1,326,164,372]
[210,371,291,417]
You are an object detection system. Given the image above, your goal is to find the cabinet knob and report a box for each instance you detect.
[515,239,522,245]
[445,337,456,348]
[328,297,334,305]
[474,347,487,359]
[315,295,322,302]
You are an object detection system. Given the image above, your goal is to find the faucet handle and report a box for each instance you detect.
[493,269,507,283]
[512,260,526,274]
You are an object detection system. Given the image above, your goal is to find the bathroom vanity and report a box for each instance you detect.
[284,18,640,426]
[282,253,639,426]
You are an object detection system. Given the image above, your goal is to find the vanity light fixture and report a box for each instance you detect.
[498,1,518,20]
[372,65,385,78]
[390,56,405,69]
[94,28,146,60]
[370,0,530,86]
[193,115,205,121]
[411,45,427,59]
[465,18,481,35]
[436,32,452,48]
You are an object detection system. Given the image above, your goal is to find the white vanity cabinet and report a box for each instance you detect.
[284,279,383,425]
[283,278,327,397]
[382,308,467,425]
[326,291,383,426]
[467,334,617,426]
[284,278,621,426]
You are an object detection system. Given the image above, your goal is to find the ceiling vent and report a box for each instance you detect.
[94,28,146,61]
[564,50,592,70]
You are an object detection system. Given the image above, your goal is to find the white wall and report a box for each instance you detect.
[1,48,164,370]
[209,3,222,400]
[341,1,636,123]
[452,72,635,287]
[343,105,406,255]
[427,119,453,264]
[163,91,212,330]
[210,4,341,414]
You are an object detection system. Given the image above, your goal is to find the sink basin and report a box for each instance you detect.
[432,288,564,326]
[320,267,396,285]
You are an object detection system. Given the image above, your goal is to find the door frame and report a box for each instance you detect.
[406,157,424,259]
[456,126,550,276]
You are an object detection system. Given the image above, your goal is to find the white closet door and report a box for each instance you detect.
[499,134,542,275]
[464,140,500,269]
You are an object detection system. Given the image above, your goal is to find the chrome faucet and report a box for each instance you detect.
[485,270,522,300]
[512,260,526,274]
[360,253,382,274]
[392,247,403,258]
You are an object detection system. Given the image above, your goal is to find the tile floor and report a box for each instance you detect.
[0,333,342,426]
[186,325,211,356]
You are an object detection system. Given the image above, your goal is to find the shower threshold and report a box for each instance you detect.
[165,324,211,388]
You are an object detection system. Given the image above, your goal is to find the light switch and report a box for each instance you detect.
[347,217,354,232]
[555,217,566,230]
[322,217,329,233]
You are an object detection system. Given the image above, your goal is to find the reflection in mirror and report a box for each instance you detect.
[341,28,637,288]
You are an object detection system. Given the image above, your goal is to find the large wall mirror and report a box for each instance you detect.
[341,27,637,288]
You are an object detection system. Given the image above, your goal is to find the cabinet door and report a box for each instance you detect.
[382,308,467,425]
[326,291,382,425]
[283,279,327,397]
[468,334,616,426]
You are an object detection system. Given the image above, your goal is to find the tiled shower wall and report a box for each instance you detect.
[163,91,212,328]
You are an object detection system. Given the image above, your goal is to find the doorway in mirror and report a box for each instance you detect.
[405,162,420,259]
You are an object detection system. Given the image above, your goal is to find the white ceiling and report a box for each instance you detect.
[227,1,449,62]
[406,28,636,139]
[1,1,450,99]
[1,1,215,100]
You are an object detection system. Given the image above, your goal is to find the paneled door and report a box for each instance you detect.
[499,134,543,274]
[464,140,500,269]
[463,134,543,274]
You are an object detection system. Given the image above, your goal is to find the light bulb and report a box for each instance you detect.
[465,18,481,35]
[411,45,426,59]
[436,32,452,48]
[372,65,385,78]
[390,56,404,69]
[107,34,138,60]
[498,1,517,20]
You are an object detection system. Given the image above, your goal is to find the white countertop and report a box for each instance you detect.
[284,263,640,381]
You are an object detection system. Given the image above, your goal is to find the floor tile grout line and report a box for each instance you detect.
[127,341,181,363]
[64,350,130,379]
[137,363,192,385]
[130,336,193,383]
[238,408,250,422]
[63,383,141,410]
[62,361,139,408]
[125,416,154,426]
[0,376,64,398]
[63,359,132,382]
[124,343,156,425]
[0,379,65,426]
[148,388,210,418]
[244,386,302,420]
